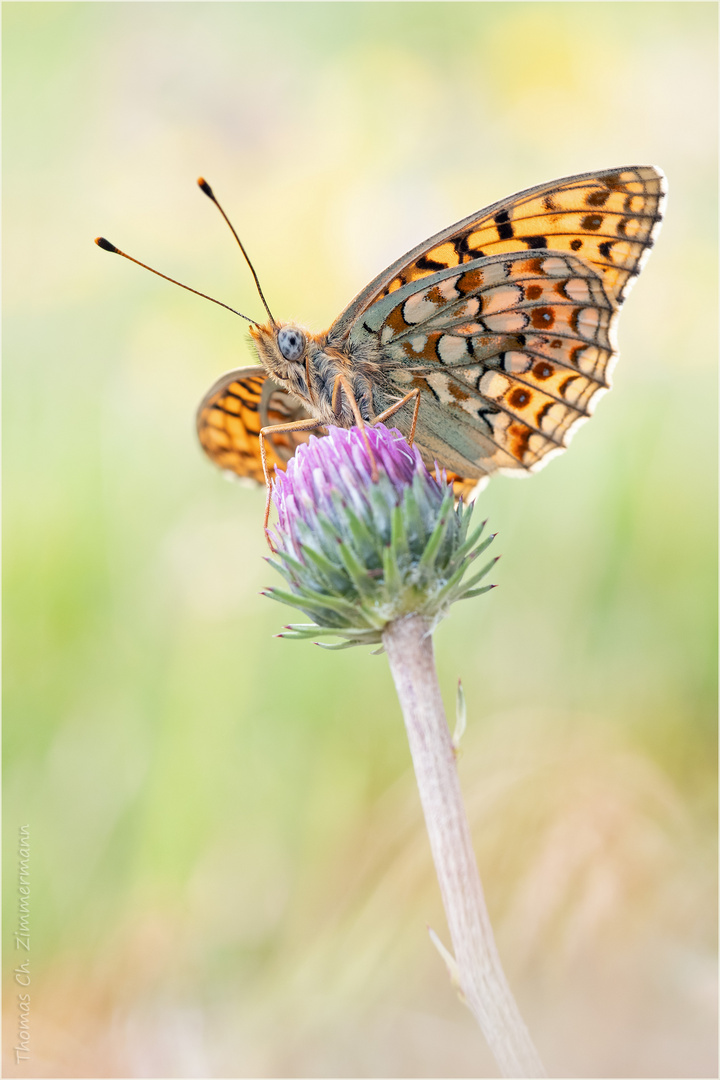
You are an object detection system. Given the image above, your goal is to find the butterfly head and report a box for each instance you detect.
[250,321,315,399]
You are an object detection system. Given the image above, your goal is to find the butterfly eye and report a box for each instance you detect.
[277,327,306,362]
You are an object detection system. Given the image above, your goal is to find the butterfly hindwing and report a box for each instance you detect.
[196,366,315,482]
[353,250,616,478]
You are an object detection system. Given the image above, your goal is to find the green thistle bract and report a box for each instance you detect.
[264,424,497,648]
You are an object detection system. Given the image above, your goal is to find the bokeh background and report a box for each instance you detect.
[3,3,717,1077]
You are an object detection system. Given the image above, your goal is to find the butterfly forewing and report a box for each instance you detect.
[196,366,315,481]
[329,166,664,345]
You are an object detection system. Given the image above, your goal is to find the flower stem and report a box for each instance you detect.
[382,613,546,1079]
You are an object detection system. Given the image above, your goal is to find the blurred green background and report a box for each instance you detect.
[3,3,716,1076]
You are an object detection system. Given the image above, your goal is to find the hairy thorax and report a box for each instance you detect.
[249,321,382,427]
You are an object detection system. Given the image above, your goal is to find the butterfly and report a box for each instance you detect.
[195,166,665,500]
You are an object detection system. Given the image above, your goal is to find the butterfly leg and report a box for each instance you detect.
[331,375,379,482]
[260,417,324,547]
[372,388,422,446]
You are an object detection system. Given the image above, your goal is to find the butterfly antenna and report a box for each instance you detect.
[94,237,259,325]
[197,178,277,326]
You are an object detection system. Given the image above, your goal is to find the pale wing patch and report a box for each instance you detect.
[504,351,533,373]
[482,310,529,333]
[481,284,524,315]
[437,335,470,363]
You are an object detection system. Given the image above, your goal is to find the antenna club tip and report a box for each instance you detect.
[197,177,214,197]
[95,237,118,253]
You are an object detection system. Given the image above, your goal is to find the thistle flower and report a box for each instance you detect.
[261,423,545,1078]
[263,423,497,648]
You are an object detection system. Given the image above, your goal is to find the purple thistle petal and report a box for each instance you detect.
[272,424,440,526]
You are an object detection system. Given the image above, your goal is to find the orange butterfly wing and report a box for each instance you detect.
[196,366,316,482]
[328,166,665,345]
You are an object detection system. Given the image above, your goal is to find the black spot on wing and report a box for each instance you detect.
[581,214,603,231]
[454,234,485,261]
[586,189,610,208]
[416,254,447,272]
[494,209,514,241]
